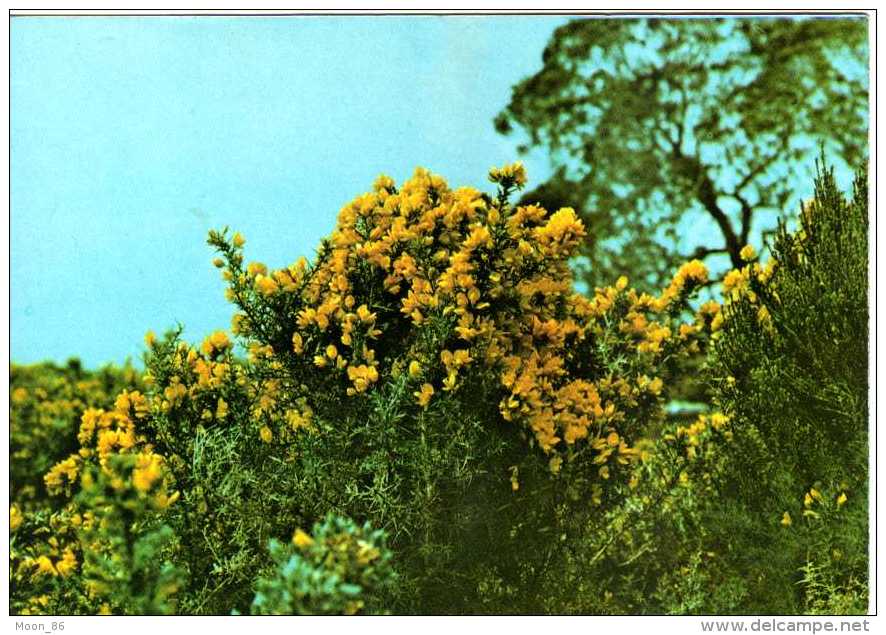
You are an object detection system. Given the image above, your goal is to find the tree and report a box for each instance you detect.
[495,16,868,290]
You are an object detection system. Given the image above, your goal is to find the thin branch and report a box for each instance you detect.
[684,245,730,260]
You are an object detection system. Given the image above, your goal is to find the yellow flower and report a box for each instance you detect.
[408,360,422,378]
[255,275,279,296]
[675,259,709,285]
[740,244,756,261]
[325,344,338,359]
[201,330,232,356]
[56,549,78,577]
[232,232,246,248]
[837,492,848,507]
[132,453,164,493]
[781,511,792,527]
[247,261,268,277]
[356,304,376,323]
[10,505,23,532]
[144,330,156,348]
[549,456,563,474]
[723,269,746,292]
[415,383,435,407]
[489,161,527,187]
[259,426,273,443]
[216,398,229,419]
[292,528,315,549]
[35,555,57,576]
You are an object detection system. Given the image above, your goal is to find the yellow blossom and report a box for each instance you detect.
[132,453,164,493]
[201,330,232,356]
[56,549,78,577]
[10,505,23,531]
[293,529,315,549]
[415,383,435,408]
[648,377,663,395]
[35,555,57,576]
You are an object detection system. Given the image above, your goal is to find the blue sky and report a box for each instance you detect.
[11,16,568,367]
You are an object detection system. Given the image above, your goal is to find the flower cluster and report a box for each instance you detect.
[10,362,141,508]
[211,164,714,480]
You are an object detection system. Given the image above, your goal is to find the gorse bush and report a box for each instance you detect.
[9,162,868,615]
[706,162,869,614]
[12,164,716,615]
[525,163,870,616]
[713,163,868,503]
[206,163,717,611]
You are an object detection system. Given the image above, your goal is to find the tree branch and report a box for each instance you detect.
[673,151,743,267]
[684,245,730,260]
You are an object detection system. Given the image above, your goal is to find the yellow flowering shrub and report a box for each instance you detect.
[197,164,720,611]
[12,371,181,614]
[209,164,712,480]
[11,164,726,616]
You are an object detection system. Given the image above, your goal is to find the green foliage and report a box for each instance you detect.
[714,163,868,502]
[74,456,185,615]
[702,163,867,614]
[496,17,868,289]
[512,164,870,616]
[250,514,395,615]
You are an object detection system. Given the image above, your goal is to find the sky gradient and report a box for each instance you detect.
[11,16,568,367]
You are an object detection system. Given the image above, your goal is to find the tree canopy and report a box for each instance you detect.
[495,16,868,289]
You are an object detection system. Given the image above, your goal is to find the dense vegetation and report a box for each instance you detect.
[9,161,868,615]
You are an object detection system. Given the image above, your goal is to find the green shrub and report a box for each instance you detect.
[250,513,395,615]
[709,162,868,613]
